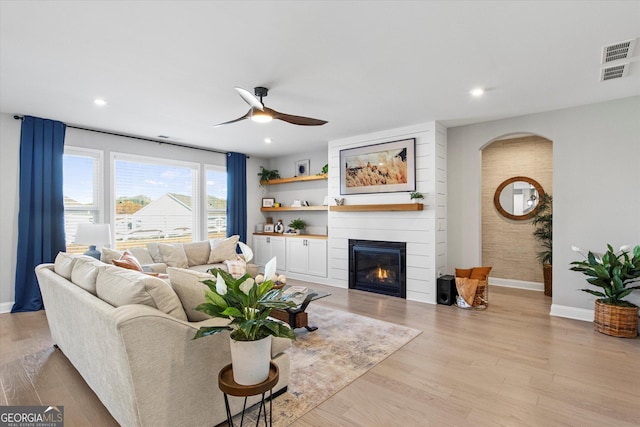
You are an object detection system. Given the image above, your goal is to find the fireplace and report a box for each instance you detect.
[349,239,406,298]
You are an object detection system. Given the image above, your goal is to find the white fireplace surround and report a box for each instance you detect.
[327,122,447,304]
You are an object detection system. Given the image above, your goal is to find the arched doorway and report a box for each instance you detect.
[481,133,553,293]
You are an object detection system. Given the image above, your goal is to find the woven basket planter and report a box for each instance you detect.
[594,300,639,338]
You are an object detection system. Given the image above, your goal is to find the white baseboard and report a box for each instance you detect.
[0,301,14,314]
[550,304,593,322]
[489,277,544,292]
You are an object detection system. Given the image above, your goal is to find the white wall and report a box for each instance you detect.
[0,114,21,312]
[448,96,640,321]
[327,122,447,303]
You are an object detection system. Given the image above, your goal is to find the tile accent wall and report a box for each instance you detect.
[327,122,447,303]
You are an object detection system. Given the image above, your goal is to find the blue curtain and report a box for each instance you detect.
[226,152,247,244]
[12,116,66,312]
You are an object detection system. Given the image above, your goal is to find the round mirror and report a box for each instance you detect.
[494,176,545,220]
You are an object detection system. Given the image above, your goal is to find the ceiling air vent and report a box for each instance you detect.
[601,64,629,81]
[601,39,635,64]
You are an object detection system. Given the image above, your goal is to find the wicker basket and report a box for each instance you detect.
[594,300,639,338]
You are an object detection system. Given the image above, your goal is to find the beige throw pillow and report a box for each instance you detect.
[208,235,239,264]
[183,241,211,267]
[71,255,104,295]
[54,252,77,280]
[158,243,189,268]
[96,266,187,321]
[100,247,123,265]
[167,267,214,322]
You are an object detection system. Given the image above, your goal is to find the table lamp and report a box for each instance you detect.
[74,223,112,259]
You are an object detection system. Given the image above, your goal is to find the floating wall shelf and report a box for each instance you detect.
[260,174,328,186]
[261,206,328,212]
[329,203,424,212]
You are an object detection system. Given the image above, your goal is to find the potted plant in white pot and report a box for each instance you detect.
[288,218,306,235]
[531,193,552,296]
[570,244,640,338]
[410,191,424,204]
[193,257,297,384]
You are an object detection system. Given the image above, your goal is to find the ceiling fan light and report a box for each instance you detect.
[251,111,273,123]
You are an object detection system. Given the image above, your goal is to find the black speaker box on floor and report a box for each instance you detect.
[437,275,457,305]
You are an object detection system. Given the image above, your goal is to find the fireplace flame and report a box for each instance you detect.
[376,266,388,280]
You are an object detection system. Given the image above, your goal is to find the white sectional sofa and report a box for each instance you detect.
[35,252,290,427]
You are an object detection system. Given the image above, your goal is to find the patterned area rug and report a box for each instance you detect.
[234,304,421,426]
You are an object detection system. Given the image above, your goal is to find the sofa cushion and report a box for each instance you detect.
[158,243,189,268]
[208,235,239,264]
[101,247,123,265]
[167,267,214,322]
[54,252,78,280]
[183,241,211,267]
[112,251,143,272]
[128,247,155,265]
[188,263,227,273]
[96,266,188,321]
[146,242,163,263]
[71,255,104,295]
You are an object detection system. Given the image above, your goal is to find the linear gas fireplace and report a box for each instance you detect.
[349,239,406,298]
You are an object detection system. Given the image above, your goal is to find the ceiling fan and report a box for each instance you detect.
[214,87,328,127]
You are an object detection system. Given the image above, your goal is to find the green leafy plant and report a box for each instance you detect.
[258,166,280,184]
[410,191,424,200]
[288,218,306,230]
[531,193,552,264]
[193,258,297,341]
[320,164,328,175]
[570,244,640,307]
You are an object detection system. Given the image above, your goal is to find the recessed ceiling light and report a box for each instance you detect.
[470,88,484,97]
[264,138,272,144]
[93,98,107,106]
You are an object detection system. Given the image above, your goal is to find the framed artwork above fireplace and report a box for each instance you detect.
[340,138,416,195]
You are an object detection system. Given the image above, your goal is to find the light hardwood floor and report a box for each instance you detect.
[1,284,639,426]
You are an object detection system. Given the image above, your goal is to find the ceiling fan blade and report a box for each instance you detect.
[213,109,251,127]
[265,107,328,126]
[234,87,264,111]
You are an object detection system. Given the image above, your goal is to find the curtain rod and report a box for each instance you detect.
[12,115,247,157]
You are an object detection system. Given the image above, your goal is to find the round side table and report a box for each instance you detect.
[218,362,279,427]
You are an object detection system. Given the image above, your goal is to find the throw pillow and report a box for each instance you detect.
[208,235,240,264]
[225,258,247,279]
[112,250,143,272]
[183,240,211,267]
[101,247,123,265]
[455,268,473,278]
[455,277,480,307]
[70,255,104,295]
[167,267,214,322]
[96,266,187,321]
[470,266,492,280]
[146,242,163,263]
[54,252,77,280]
[158,243,189,268]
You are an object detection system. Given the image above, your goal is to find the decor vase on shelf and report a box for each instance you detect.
[193,256,297,384]
[570,244,640,338]
[288,218,306,235]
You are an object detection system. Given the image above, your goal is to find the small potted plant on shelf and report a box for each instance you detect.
[288,218,306,234]
[531,193,553,296]
[570,244,640,338]
[410,191,424,203]
[258,166,280,185]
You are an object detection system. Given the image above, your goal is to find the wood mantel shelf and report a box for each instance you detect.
[260,174,327,185]
[261,206,328,212]
[329,203,424,212]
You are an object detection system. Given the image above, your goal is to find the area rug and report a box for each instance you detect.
[233,304,421,426]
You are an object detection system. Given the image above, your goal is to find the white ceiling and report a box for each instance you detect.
[1,1,639,158]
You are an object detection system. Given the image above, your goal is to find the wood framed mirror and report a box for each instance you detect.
[493,176,545,221]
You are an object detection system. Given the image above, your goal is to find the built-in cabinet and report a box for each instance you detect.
[286,238,327,277]
[253,235,286,270]
[253,233,327,279]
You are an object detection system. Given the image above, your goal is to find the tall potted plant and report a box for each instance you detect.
[531,193,552,296]
[570,244,640,338]
[193,257,297,384]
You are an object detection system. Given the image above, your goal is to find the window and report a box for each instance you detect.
[206,166,227,238]
[113,155,198,251]
[63,148,102,254]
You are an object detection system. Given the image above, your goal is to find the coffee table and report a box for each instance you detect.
[270,287,331,331]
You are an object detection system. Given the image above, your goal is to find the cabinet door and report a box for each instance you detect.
[286,238,308,274]
[270,236,287,271]
[254,236,270,267]
[307,239,327,277]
